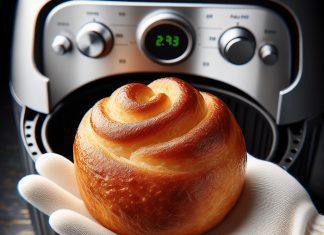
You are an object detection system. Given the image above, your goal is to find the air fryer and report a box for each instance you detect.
[10,1,324,235]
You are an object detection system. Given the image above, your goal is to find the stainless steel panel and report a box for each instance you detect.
[43,1,291,120]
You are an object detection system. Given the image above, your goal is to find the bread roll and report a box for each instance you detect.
[73,77,246,235]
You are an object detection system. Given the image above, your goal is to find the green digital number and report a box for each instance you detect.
[155,35,180,47]
[165,35,172,46]
[172,35,179,47]
[155,35,164,47]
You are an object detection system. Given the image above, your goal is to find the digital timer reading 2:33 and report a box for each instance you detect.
[155,35,180,47]
[143,23,190,62]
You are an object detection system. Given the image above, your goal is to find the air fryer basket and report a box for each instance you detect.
[40,73,279,161]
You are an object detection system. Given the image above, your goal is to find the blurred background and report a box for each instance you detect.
[0,1,34,234]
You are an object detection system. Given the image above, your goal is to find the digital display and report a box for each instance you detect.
[144,24,189,61]
[155,35,180,47]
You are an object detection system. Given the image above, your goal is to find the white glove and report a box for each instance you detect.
[18,153,324,235]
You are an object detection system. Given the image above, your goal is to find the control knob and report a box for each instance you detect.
[76,22,113,58]
[219,27,256,65]
[259,44,278,65]
[51,35,71,55]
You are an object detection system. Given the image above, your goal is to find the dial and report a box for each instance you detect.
[219,27,256,65]
[259,44,278,65]
[76,22,113,58]
[137,12,194,64]
[51,35,71,55]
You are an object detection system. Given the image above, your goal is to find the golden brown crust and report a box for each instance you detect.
[74,77,246,235]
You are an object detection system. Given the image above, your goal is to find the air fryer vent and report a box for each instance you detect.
[279,124,305,170]
[23,117,42,160]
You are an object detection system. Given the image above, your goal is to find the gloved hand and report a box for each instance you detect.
[18,153,323,235]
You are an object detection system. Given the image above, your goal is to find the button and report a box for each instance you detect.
[259,44,278,65]
[51,35,71,55]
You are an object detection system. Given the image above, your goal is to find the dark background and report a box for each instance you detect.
[0,1,34,234]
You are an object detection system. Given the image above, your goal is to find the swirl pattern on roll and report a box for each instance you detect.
[74,77,246,235]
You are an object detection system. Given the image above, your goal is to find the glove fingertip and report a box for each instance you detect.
[49,209,116,235]
[36,153,73,174]
[17,174,42,200]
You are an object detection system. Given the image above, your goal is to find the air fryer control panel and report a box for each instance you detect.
[44,1,291,118]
